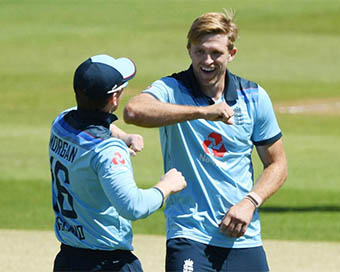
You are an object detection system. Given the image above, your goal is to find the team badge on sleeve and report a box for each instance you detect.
[112,152,126,165]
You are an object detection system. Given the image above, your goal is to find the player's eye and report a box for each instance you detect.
[195,49,205,56]
[211,51,223,59]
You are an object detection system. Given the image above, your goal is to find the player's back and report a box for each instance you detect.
[49,108,133,250]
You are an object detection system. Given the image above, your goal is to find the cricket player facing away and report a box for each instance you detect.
[49,54,186,271]
[124,10,288,271]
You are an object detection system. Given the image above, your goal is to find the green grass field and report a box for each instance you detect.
[1,0,339,242]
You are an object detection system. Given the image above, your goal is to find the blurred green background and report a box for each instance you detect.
[0,0,339,242]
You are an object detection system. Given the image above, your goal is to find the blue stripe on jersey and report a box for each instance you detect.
[54,113,104,149]
[237,88,259,104]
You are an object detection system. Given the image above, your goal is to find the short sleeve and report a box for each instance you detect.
[252,86,282,146]
[142,79,172,103]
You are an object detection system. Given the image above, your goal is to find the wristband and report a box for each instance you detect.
[245,192,262,208]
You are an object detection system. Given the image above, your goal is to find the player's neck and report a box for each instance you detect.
[201,81,224,101]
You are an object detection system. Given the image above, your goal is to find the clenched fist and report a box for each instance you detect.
[154,168,187,201]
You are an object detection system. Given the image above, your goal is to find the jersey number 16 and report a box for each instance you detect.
[50,156,77,219]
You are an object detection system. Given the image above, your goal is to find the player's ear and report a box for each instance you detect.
[107,93,118,110]
[187,43,193,58]
[228,48,237,62]
[108,93,115,104]
[110,90,123,107]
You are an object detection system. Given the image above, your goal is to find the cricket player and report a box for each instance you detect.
[124,10,288,271]
[49,54,186,271]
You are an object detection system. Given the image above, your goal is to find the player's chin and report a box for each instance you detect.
[200,79,219,89]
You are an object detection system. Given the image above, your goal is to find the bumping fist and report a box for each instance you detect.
[154,168,187,201]
[161,168,187,193]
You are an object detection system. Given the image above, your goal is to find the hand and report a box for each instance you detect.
[219,198,256,238]
[161,168,187,193]
[203,102,234,125]
[154,168,187,200]
[125,134,144,156]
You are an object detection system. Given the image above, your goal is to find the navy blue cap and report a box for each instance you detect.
[73,54,136,98]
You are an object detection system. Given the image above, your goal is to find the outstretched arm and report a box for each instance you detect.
[219,138,288,238]
[123,93,234,128]
[101,163,187,221]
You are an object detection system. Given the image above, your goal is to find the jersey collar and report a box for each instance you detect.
[75,109,118,128]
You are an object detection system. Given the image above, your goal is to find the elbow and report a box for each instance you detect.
[283,164,288,182]
[123,103,140,125]
[130,211,147,221]
[119,208,148,221]
[280,160,289,186]
[116,197,150,221]
[123,103,156,128]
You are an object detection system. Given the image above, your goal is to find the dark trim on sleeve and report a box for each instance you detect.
[253,132,282,146]
[153,187,165,209]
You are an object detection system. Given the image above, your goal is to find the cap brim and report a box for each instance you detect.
[114,57,136,81]
[106,81,129,94]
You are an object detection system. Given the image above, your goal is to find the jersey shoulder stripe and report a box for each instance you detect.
[52,111,111,150]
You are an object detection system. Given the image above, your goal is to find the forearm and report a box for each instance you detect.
[117,187,164,221]
[251,141,288,204]
[253,164,287,203]
[110,124,129,142]
[110,124,143,155]
[220,154,287,238]
[124,94,205,128]
[101,169,164,221]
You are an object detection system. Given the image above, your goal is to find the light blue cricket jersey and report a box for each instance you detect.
[49,108,163,251]
[143,67,282,248]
